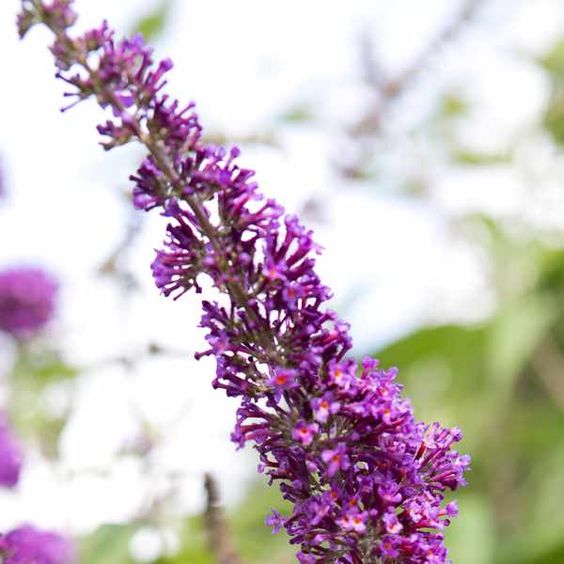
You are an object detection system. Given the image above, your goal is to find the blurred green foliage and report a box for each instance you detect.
[451,150,511,166]
[439,93,469,120]
[162,483,293,563]
[79,482,294,563]
[541,40,564,145]
[9,345,76,458]
[80,525,137,564]
[131,0,172,41]
[278,105,316,124]
[374,218,564,564]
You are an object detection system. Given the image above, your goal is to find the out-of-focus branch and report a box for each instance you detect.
[204,130,279,149]
[379,0,486,101]
[340,0,488,179]
[531,335,564,410]
[204,473,242,564]
[98,202,143,291]
[86,341,192,373]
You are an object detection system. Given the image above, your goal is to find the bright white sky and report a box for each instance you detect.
[1,0,564,558]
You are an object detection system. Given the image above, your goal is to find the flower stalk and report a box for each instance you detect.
[204,473,242,564]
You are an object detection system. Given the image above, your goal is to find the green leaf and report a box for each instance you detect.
[374,324,487,397]
[230,481,293,561]
[543,89,564,145]
[535,247,564,295]
[132,0,172,41]
[538,40,564,145]
[531,545,564,564]
[12,346,77,386]
[8,346,78,457]
[439,93,468,119]
[278,104,315,124]
[79,524,135,564]
[160,480,294,563]
[452,149,511,166]
[156,513,213,564]
[486,295,558,399]
[496,443,564,564]
[445,494,495,564]
[540,40,564,80]
[526,445,564,558]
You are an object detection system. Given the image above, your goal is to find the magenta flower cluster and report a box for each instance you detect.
[18,1,470,561]
[0,267,57,341]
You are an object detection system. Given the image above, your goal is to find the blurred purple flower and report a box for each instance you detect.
[0,413,23,488]
[0,267,57,340]
[0,525,74,564]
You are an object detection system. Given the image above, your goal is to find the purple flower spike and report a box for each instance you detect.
[19,2,470,560]
[0,413,23,488]
[0,525,74,564]
[0,267,58,341]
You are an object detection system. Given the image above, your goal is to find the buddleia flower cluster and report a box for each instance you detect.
[18,1,470,561]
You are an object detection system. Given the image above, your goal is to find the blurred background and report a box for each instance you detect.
[1,0,564,561]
